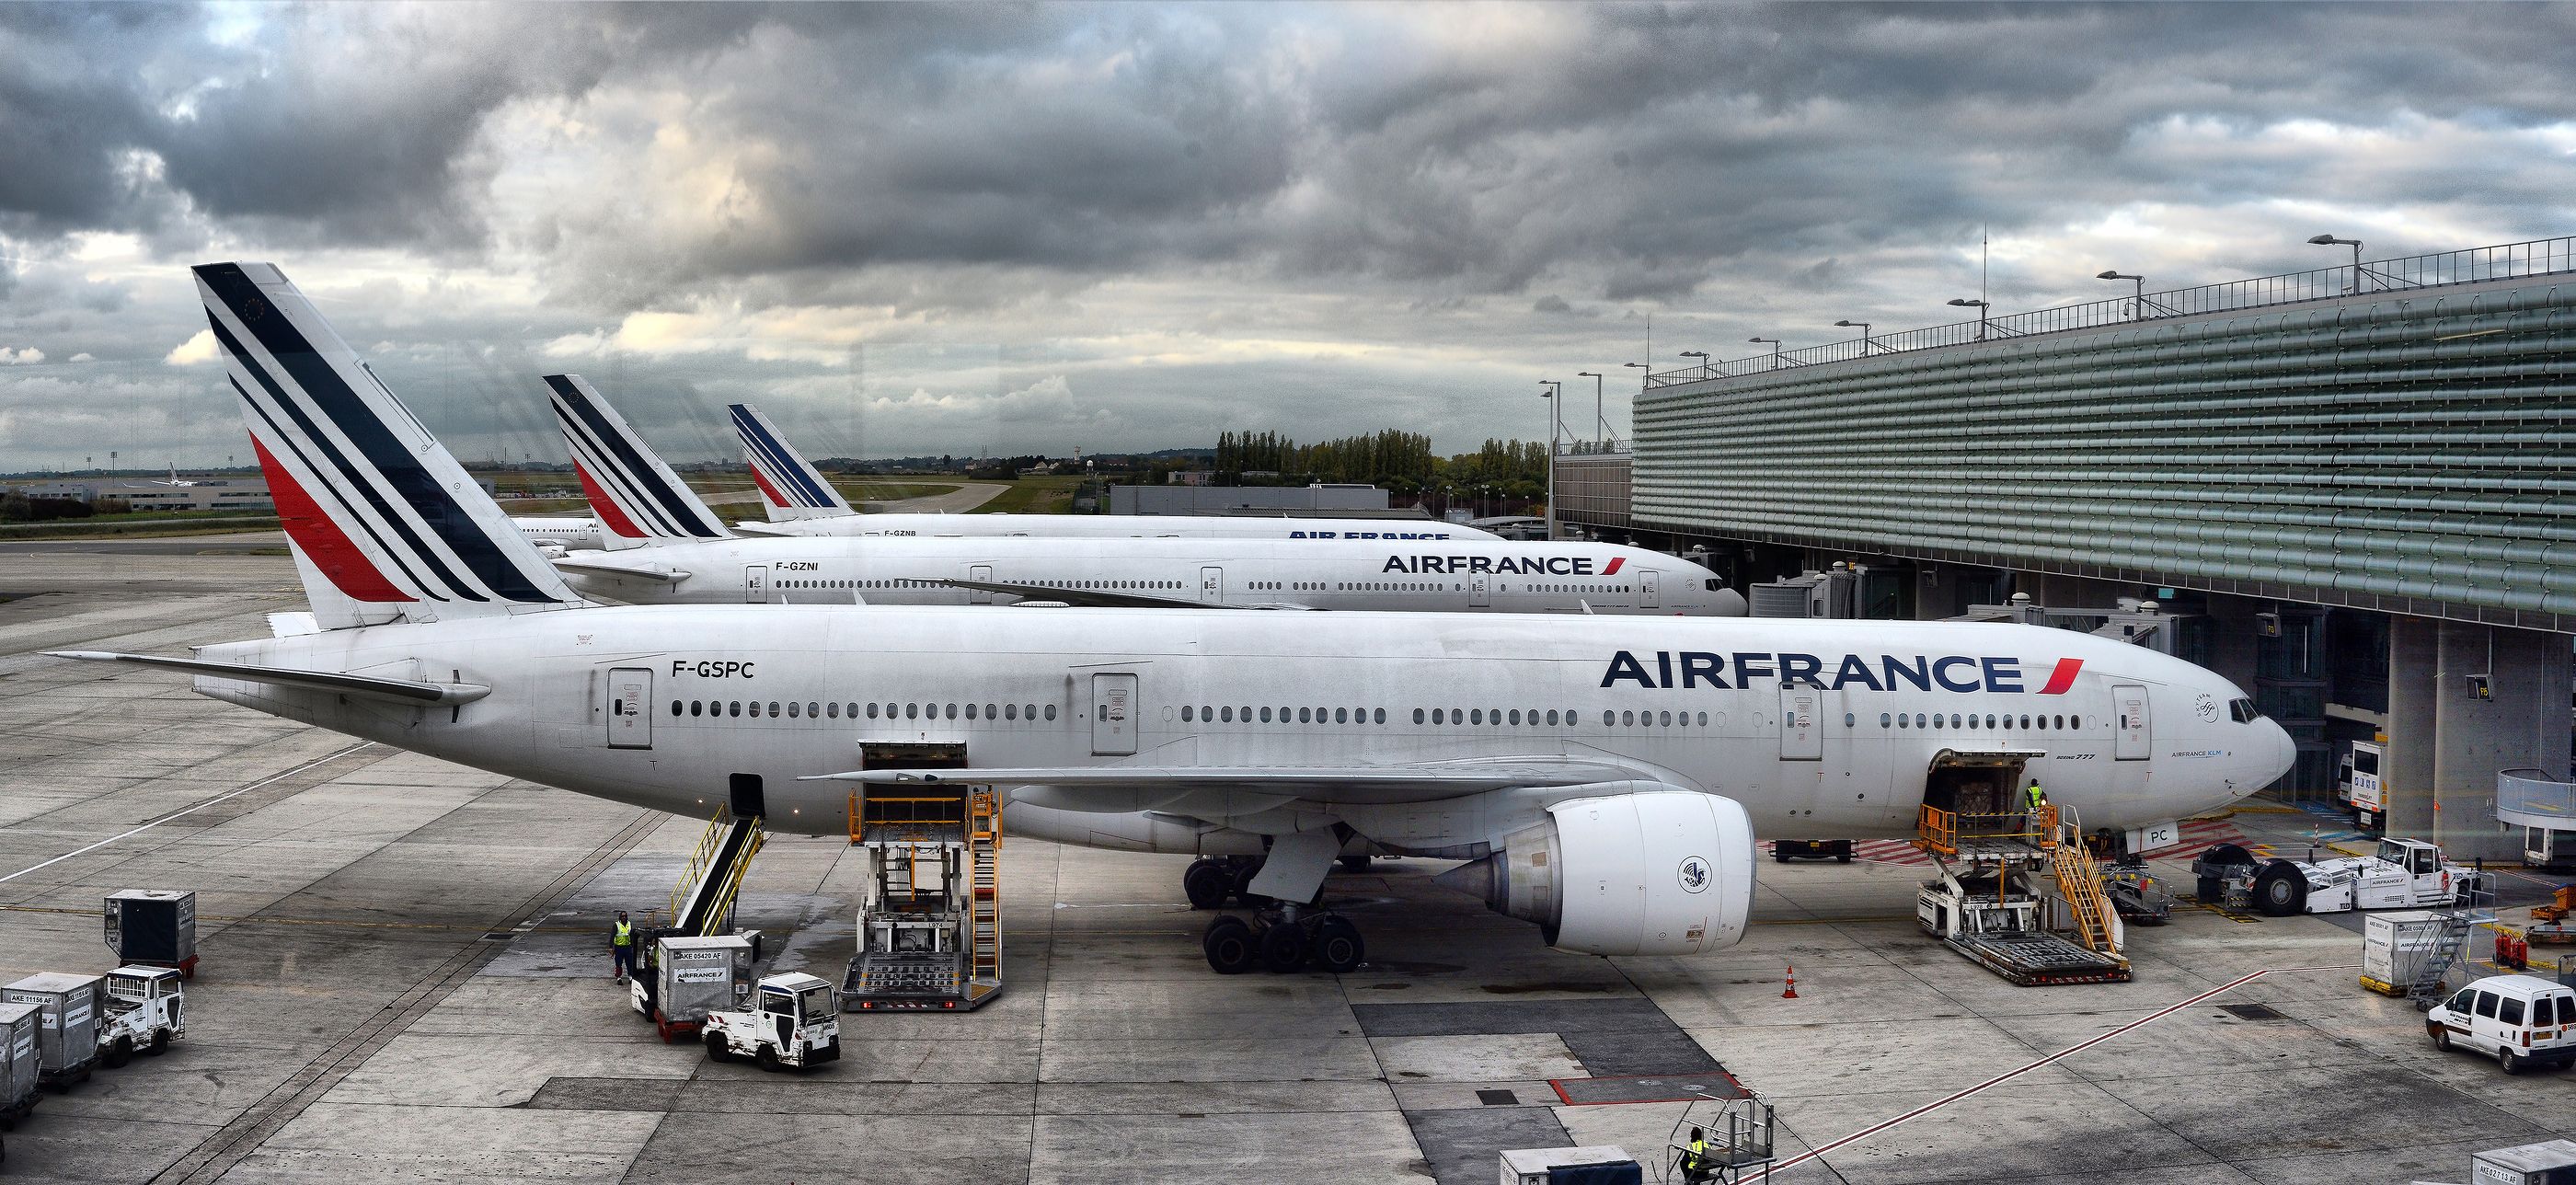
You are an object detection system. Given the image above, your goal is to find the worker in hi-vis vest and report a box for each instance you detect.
[1681,1126,1713,1183]
[612,910,636,982]
[2026,779,2049,817]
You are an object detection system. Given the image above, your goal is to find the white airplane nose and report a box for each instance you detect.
[2260,717,2296,788]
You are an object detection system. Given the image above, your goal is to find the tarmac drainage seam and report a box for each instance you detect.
[148,807,668,1185]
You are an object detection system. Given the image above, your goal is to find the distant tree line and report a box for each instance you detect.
[1207,430,1547,514]
[0,493,123,523]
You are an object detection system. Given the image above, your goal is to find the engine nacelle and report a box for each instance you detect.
[1437,784,1754,956]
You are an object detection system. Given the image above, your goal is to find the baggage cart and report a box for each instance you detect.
[104,890,198,979]
[1,973,102,1089]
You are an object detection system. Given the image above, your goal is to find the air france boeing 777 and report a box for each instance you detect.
[55,263,2294,973]
[552,377,1739,616]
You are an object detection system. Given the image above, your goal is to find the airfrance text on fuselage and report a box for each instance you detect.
[1384,554,1622,575]
[1602,650,2083,694]
[1289,531,1458,540]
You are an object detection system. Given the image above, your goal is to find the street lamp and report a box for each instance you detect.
[2096,270,2145,320]
[1833,320,1872,354]
[1678,349,1708,378]
[2308,233,2364,293]
[1575,372,1604,450]
[1946,298,1989,341]
[1538,381,1562,539]
[1747,337,1783,369]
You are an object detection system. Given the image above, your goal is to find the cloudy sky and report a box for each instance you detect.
[2,1,2571,473]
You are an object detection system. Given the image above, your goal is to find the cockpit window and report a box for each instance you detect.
[2227,697,2260,723]
[1705,579,1723,592]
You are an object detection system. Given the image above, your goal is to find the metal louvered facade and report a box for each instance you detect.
[1632,275,2576,634]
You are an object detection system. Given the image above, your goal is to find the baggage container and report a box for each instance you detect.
[2361,910,2447,995]
[633,935,753,1041]
[105,890,198,977]
[0,1001,39,1126]
[2,973,102,1087]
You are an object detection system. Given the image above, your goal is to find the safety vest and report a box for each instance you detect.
[1686,1137,1706,1166]
[2026,784,2045,810]
[613,921,632,947]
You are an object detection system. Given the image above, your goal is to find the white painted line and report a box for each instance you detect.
[0,742,374,885]
[1754,962,2352,1179]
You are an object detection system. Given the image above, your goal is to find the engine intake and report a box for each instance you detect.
[1437,784,1754,956]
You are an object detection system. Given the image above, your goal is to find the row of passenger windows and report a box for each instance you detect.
[1871,711,2080,731]
[673,699,1058,721]
[772,578,1189,591]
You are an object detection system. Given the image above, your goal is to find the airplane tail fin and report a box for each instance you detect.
[546,374,732,549]
[194,262,585,629]
[730,402,853,523]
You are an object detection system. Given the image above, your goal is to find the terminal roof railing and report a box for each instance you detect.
[1647,235,2576,388]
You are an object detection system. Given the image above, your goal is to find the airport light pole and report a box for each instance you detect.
[1576,372,1604,451]
[2308,234,2364,294]
[1539,381,1562,539]
[1678,349,1708,379]
[1748,337,1782,369]
[1834,320,1872,353]
[1947,298,1989,341]
[2097,270,2145,320]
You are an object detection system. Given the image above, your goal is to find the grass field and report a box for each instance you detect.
[0,513,281,540]
[834,481,962,503]
[970,476,1087,515]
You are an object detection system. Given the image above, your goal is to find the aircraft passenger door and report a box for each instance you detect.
[606,667,652,750]
[2113,684,2149,760]
[1639,569,1662,610]
[743,565,769,604]
[1469,573,1490,607]
[968,564,995,604]
[1090,673,1138,755]
[1778,686,1822,760]
[1199,566,1224,604]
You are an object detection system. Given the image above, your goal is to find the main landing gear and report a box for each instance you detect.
[1185,855,1368,975]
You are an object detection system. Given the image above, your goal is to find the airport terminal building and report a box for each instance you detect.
[1585,237,2576,857]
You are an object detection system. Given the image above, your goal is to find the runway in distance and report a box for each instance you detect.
[551,375,1739,615]
[56,262,2294,970]
[726,398,1501,543]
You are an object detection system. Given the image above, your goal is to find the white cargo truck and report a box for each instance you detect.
[1,973,101,1090]
[95,967,185,1066]
[703,972,841,1071]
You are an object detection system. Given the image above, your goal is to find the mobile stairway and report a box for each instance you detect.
[842,785,1004,1012]
[670,809,766,938]
[1914,803,2131,986]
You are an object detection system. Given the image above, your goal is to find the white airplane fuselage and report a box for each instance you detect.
[560,535,1737,616]
[191,605,2292,853]
[747,512,1498,542]
[512,517,602,550]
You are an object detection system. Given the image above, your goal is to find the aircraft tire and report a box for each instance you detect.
[1230,859,1271,908]
[1313,918,1365,973]
[2202,843,2255,869]
[1202,916,1255,974]
[1259,923,1306,973]
[1183,860,1230,910]
[2252,861,2308,917]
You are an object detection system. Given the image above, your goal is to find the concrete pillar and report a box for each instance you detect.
[2385,617,2441,840]
[2430,622,2573,860]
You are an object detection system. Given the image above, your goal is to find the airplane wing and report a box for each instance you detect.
[45,651,490,706]
[730,521,799,537]
[799,755,1654,807]
[549,554,691,583]
[935,578,1314,611]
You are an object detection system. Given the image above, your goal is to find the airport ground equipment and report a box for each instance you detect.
[94,967,184,1067]
[1772,839,1852,864]
[2529,884,2576,945]
[2101,858,2175,926]
[843,782,1003,1011]
[1,974,100,1090]
[2335,739,2386,833]
[103,890,197,979]
[2468,1139,2576,1185]
[1913,802,2130,985]
[629,935,754,1041]
[2360,909,2490,1004]
[2194,836,2491,918]
[2424,974,2576,1073]
[1501,1145,1640,1185]
[1652,1092,1776,1184]
[0,1002,39,1129]
[702,972,841,1070]
[668,809,765,938]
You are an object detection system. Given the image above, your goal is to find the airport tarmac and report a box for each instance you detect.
[2,552,2570,1184]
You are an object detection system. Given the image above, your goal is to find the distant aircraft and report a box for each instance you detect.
[727,399,1501,543]
[553,378,1740,616]
[56,263,2294,973]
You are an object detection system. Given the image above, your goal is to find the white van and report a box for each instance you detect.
[2425,973,2576,1073]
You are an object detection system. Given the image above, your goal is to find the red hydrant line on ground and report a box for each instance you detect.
[1753,963,2352,1179]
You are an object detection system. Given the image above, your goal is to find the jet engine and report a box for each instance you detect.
[1436,785,1754,957]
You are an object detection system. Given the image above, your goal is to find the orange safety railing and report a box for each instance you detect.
[1915,803,2060,857]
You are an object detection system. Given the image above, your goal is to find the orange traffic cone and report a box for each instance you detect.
[1781,964,1798,999]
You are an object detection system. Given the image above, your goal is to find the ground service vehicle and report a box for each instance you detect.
[703,973,841,1071]
[2195,838,2490,917]
[1772,839,1853,864]
[95,967,184,1066]
[2337,740,2386,832]
[2426,974,2576,1074]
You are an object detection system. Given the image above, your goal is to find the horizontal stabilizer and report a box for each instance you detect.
[550,555,691,583]
[45,650,489,706]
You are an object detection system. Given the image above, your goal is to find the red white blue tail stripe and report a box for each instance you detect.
[546,374,731,545]
[730,402,851,523]
[196,262,581,627]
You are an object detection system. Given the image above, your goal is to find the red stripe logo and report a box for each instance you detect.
[2037,658,2084,696]
[576,462,646,540]
[746,461,790,508]
[1602,557,1626,575]
[251,440,413,603]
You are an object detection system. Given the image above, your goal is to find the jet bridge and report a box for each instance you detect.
[843,779,1004,1012]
